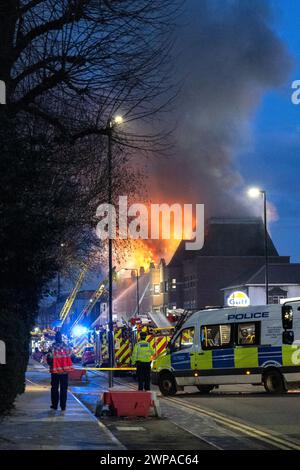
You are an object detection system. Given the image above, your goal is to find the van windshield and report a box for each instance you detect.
[173,327,195,352]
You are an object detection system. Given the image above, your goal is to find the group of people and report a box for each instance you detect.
[32,330,154,412]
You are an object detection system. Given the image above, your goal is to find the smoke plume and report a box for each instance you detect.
[149,0,291,217]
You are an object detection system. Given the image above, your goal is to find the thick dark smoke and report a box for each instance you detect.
[149,0,291,217]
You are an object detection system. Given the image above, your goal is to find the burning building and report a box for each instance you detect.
[113,260,168,323]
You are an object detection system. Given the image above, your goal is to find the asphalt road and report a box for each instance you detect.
[76,370,300,450]
[166,384,300,449]
[23,361,300,450]
[71,371,216,450]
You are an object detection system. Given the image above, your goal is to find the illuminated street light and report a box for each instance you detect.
[113,115,123,125]
[247,187,261,199]
[247,186,269,304]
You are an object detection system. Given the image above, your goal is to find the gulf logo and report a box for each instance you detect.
[227,291,250,307]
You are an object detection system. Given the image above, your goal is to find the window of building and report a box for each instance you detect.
[237,323,259,346]
[268,287,287,305]
[173,327,195,352]
[201,324,232,350]
[269,295,283,304]
[153,284,160,295]
[183,274,197,289]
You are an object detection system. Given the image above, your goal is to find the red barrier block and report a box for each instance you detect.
[103,390,152,417]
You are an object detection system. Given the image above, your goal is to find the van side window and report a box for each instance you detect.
[173,327,194,352]
[201,324,232,350]
[237,323,259,346]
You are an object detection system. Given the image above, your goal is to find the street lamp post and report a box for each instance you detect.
[105,115,123,388]
[107,123,114,388]
[248,187,269,304]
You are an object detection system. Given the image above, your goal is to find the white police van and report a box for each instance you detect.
[151,299,300,395]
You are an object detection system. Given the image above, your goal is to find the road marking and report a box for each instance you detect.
[116,427,146,432]
[165,396,300,450]
[83,371,300,449]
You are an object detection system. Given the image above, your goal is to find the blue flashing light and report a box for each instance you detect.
[72,325,88,337]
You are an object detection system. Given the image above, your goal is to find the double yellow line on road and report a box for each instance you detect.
[165,396,300,450]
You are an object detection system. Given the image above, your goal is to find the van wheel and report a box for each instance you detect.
[263,369,286,394]
[196,385,214,394]
[159,372,177,396]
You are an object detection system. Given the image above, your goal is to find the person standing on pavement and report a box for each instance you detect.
[132,331,154,391]
[47,331,73,411]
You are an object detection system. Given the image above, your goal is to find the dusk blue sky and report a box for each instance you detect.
[237,0,300,261]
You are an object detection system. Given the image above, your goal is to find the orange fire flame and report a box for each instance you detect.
[124,240,155,271]
[118,202,196,271]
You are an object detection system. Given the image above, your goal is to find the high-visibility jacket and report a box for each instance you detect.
[47,342,74,374]
[132,340,155,364]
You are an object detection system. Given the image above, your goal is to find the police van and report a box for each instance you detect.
[151,299,300,395]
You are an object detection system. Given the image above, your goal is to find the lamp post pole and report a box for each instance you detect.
[248,187,269,305]
[262,190,269,304]
[107,123,114,388]
[103,115,123,388]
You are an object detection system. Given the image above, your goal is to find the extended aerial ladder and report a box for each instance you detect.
[59,267,87,325]
[71,268,117,331]
[71,278,108,331]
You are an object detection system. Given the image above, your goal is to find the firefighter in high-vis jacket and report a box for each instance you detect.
[132,332,155,391]
[47,331,74,411]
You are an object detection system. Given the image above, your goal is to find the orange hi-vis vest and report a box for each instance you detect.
[51,343,74,374]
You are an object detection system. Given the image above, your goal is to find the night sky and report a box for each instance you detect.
[237,0,300,261]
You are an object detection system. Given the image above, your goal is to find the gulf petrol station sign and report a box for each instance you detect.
[227,291,250,307]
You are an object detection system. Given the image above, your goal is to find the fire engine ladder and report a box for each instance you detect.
[59,267,87,325]
[71,277,108,331]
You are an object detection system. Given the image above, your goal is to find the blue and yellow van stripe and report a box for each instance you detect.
[153,344,300,375]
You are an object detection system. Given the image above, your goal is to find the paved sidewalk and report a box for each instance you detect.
[0,361,124,450]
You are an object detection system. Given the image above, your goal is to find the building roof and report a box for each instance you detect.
[222,264,300,289]
[169,217,279,267]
